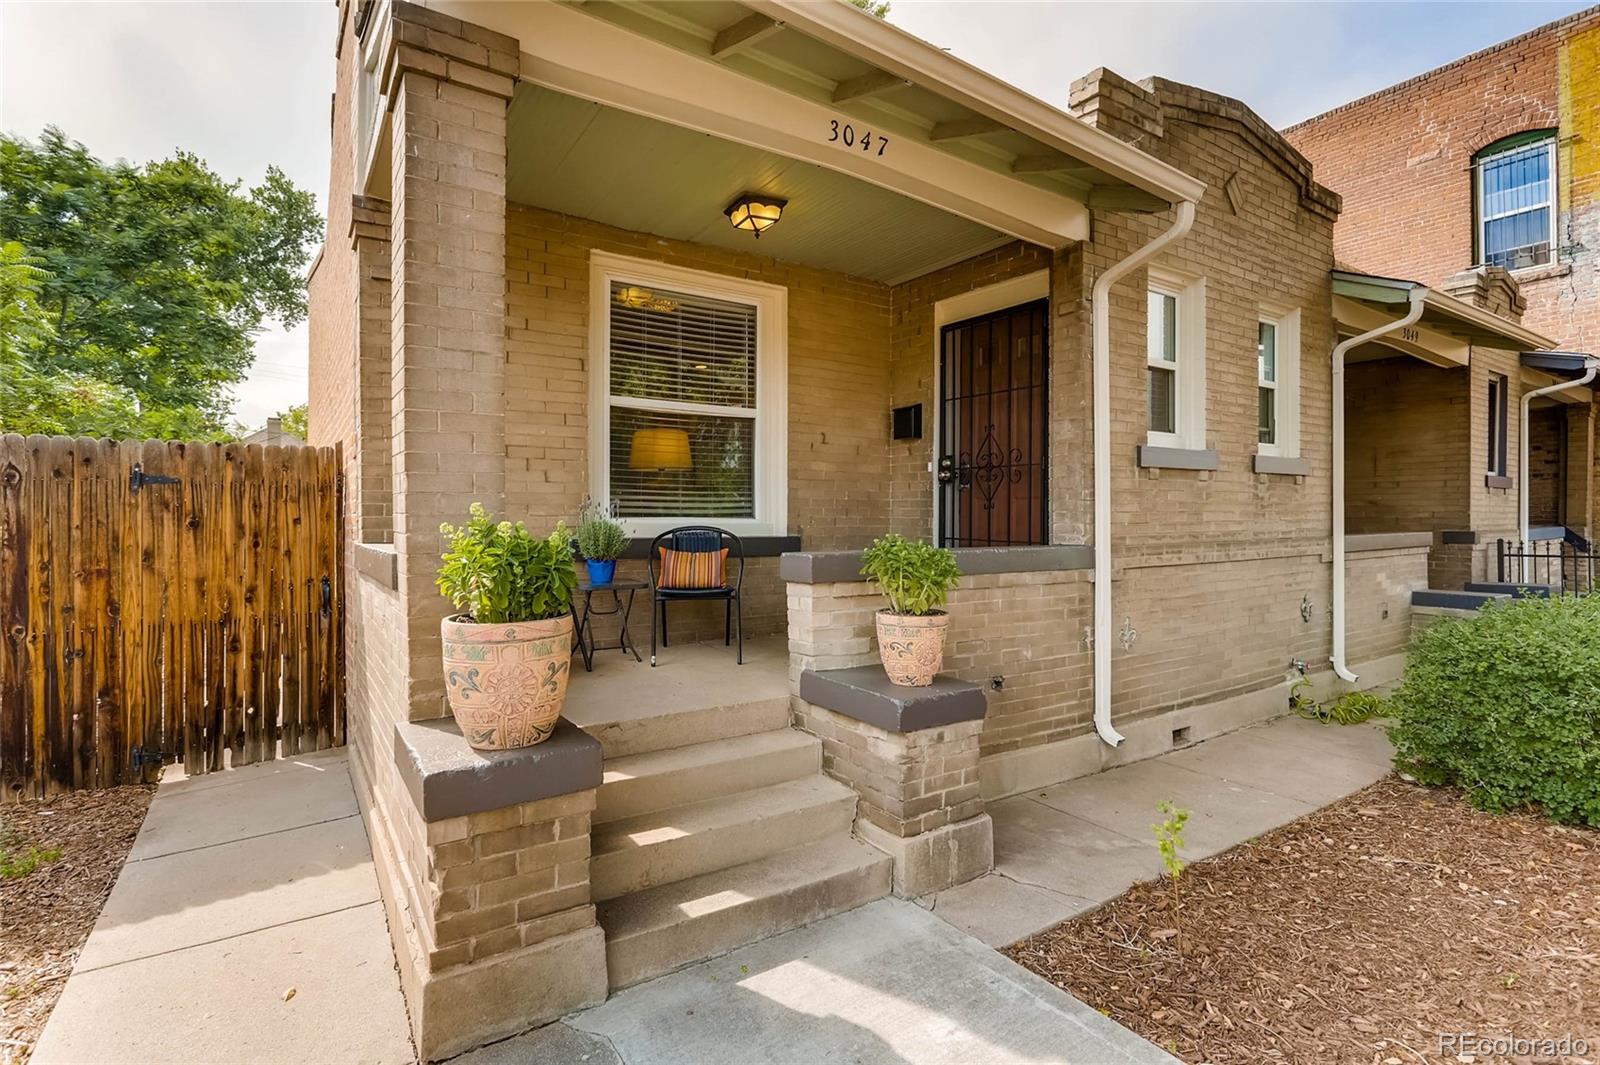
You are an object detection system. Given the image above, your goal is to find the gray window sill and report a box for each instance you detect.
[1253,454,1310,476]
[1508,261,1570,284]
[1137,444,1218,471]
[1485,473,1513,489]
[354,542,398,589]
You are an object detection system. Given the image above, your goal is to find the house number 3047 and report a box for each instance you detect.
[828,120,888,156]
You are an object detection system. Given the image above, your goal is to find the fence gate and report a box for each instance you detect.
[0,436,344,800]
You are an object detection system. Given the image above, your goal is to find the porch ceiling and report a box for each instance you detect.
[507,85,1014,285]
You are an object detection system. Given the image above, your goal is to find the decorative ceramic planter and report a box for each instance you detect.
[441,613,574,750]
[585,558,617,585]
[875,610,949,687]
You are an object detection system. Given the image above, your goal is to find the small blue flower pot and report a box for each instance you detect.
[586,559,617,585]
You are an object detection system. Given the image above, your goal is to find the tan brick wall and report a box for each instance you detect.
[503,205,893,643]
[1528,405,1566,525]
[1285,9,1600,356]
[1344,545,1430,663]
[1345,357,1469,535]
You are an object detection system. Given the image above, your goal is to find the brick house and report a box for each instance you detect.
[1286,8,1600,585]
[305,1,1553,1056]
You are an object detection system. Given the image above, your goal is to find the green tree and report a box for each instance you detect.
[847,0,891,16]
[277,403,308,441]
[0,128,322,439]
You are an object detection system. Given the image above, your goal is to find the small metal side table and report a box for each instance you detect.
[572,578,646,671]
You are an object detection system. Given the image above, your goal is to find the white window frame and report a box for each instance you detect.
[1256,306,1301,459]
[1474,135,1558,271]
[587,250,788,539]
[1145,267,1207,451]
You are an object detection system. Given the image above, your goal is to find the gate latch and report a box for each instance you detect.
[129,745,177,770]
[129,464,180,494]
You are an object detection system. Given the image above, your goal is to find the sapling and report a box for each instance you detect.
[1152,800,1190,955]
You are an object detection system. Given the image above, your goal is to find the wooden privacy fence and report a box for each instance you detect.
[0,436,345,800]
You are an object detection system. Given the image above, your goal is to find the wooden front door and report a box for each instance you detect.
[936,299,1049,547]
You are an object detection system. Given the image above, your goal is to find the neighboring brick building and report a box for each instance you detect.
[1286,8,1600,577]
[306,1,1543,1056]
[1286,6,1600,352]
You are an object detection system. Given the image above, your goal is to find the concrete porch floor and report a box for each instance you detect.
[926,714,1396,948]
[31,749,414,1065]
[563,634,789,729]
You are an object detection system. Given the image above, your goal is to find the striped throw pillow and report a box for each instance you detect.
[657,547,729,590]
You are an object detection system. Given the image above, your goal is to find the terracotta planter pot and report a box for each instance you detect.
[875,610,950,687]
[441,613,574,750]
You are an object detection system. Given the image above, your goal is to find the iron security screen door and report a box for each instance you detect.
[937,299,1049,547]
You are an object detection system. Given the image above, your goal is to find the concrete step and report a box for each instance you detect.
[596,730,822,825]
[579,697,792,760]
[597,834,892,990]
[591,775,858,902]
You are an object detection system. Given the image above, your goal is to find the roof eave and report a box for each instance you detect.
[748,0,1207,209]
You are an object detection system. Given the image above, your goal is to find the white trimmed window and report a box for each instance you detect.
[1256,307,1301,458]
[1474,132,1557,271]
[1145,269,1207,450]
[588,251,787,537]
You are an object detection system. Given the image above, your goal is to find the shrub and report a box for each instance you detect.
[437,503,577,624]
[1387,594,1600,827]
[859,534,961,616]
[575,499,629,562]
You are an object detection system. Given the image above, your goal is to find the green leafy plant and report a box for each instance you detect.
[437,503,577,625]
[575,499,629,563]
[859,534,961,616]
[1152,800,1190,954]
[1387,594,1600,827]
[0,824,62,880]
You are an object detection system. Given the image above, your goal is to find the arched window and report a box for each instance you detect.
[1473,130,1557,270]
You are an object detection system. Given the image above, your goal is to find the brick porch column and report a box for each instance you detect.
[386,1,516,720]
[782,553,993,897]
[1566,404,1595,540]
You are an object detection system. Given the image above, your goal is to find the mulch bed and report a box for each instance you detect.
[0,785,155,1064]
[1008,777,1599,1065]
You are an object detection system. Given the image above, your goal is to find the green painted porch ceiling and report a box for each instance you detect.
[506,85,1013,285]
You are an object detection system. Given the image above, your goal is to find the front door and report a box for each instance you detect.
[936,299,1048,547]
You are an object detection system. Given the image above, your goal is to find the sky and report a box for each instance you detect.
[2,0,1591,430]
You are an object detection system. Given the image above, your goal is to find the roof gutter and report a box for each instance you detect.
[1090,200,1196,746]
[1520,356,1600,542]
[1331,283,1426,683]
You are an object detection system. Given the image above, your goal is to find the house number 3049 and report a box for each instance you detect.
[828,120,888,156]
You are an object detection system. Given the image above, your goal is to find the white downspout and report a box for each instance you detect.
[1091,200,1196,747]
[1331,287,1426,683]
[1520,358,1600,542]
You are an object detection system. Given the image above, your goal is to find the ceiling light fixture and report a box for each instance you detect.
[725,194,786,239]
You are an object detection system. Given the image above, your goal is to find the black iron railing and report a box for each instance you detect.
[1496,537,1598,594]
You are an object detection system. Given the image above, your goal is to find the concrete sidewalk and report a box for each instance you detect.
[32,749,413,1065]
[927,715,1395,947]
[458,898,1180,1065]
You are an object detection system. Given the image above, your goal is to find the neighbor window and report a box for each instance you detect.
[1475,132,1556,271]
[588,252,787,537]
[1145,269,1207,450]
[1256,308,1302,458]
[1487,373,1509,476]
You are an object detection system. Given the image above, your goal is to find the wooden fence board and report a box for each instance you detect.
[0,435,344,800]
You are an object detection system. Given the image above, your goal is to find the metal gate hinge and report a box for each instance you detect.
[129,464,181,494]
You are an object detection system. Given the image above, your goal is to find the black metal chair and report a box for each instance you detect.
[647,526,745,666]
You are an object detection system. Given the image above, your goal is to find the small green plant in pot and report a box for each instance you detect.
[437,503,578,750]
[576,499,629,586]
[860,534,961,686]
